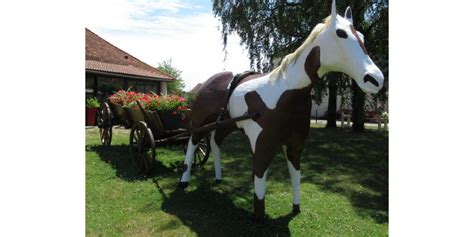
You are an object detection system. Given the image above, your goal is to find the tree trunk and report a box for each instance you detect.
[326,74,337,128]
[350,4,369,133]
[351,82,366,132]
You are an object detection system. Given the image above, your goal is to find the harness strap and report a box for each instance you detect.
[216,71,259,124]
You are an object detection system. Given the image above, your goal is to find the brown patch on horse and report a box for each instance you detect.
[350,25,368,55]
[304,46,321,84]
[213,125,238,147]
[284,139,305,171]
[245,86,313,178]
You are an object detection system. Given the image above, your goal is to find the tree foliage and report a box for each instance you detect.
[157,59,185,95]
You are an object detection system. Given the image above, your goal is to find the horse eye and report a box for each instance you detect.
[336,29,348,38]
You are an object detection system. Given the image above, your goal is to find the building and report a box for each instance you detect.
[85,28,173,99]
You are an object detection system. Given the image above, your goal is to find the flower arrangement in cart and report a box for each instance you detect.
[109,89,190,118]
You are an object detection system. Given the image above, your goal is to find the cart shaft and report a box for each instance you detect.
[158,112,259,143]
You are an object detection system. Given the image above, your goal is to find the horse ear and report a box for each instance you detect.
[330,0,337,27]
[344,6,353,24]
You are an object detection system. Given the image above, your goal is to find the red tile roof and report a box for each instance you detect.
[85,28,173,81]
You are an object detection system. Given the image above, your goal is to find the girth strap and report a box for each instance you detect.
[216,71,259,124]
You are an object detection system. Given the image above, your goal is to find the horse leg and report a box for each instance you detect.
[251,140,278,223]
[211,125,237,184]
[282,144,302,214]
[253,167,269,223]
[210,131,222,183]
[179,134,200,188]
[240,119,278,222]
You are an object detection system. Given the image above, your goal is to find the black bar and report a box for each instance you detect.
[158,112,259,143]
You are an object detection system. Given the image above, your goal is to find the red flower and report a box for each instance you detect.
[109,91,189,114]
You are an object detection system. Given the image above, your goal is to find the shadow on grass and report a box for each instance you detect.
[154,179,296,237]
[303,128,388,223]
[214,127,388,224]
[87,144,181,181]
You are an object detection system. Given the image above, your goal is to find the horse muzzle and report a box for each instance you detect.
[360,69,384,94]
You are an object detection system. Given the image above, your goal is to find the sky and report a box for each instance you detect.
[84,0,251,91]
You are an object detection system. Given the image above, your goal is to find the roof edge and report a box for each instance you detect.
[86,69,174,82]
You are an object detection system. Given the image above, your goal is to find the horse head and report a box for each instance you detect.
[316,0,384,94]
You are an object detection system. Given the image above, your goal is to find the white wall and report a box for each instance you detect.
[160,81,168,95]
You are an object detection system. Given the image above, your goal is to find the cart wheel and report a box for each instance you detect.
[130,121,156,174]
[195,135,211,167]
[183,135,211,167]
[97,102,113,146]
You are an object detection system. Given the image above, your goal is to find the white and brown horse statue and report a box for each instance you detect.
[180,0,384,222]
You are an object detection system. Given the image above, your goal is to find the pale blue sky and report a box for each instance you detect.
[85,0,250,91]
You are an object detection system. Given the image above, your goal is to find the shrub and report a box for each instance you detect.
[153,95,189,115]
[86,97,100,108]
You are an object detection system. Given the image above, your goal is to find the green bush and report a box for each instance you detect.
[86,97,100,108]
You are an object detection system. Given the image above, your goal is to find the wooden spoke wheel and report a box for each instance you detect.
[183,135,211,167]
[130,121,156,174]
[97,102,113,146]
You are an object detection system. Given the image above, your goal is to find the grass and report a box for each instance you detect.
[86,123,388,236]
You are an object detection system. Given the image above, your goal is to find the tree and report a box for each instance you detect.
[157,59,185,95]
[324,72,352,128]
[212,0,388,132]
[325,73,338,128]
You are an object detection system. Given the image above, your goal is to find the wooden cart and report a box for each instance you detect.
[96,100,211,173]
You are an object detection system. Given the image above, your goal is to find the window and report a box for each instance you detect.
[86,74,95,97]
[144,83,154,94]
[86,75,94,89]
[97,77,123,99]
[127,80,160,93]
[144,81,160,94]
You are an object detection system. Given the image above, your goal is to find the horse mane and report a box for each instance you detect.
[269,16,331,80]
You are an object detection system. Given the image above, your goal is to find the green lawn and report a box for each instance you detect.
[86,123,388,236]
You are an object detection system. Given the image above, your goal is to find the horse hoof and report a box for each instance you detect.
[292,204,300,214]
[178,182,189,189]
[215,179,222,184]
